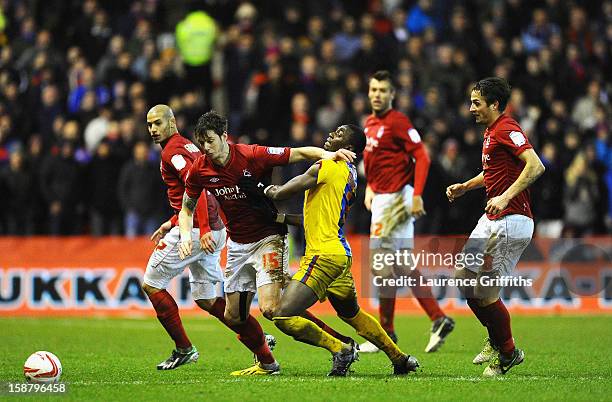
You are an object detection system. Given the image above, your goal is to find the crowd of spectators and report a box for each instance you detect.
[0,0,610,237]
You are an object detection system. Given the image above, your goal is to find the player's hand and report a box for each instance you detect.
[446,183,467,202]
[485,195,510,215]
[150,220,172,244]
[411,195,426,218]
[322,148,356,163]
[178,240,193,260]
[364,186,374,211]
[199,231,216,254]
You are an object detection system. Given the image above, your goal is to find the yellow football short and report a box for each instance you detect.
[293,254,357,302]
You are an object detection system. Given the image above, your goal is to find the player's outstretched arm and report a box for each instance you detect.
[178,192,199,260]
[446,172,484,202]
[265,163,320,201]
[288,146,355,163]
[485,149,545,215]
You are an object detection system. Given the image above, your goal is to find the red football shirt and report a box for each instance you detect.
[363,109,428,194]
[482,114,533,220]
[160,133,223,231]
[185,143,290,244]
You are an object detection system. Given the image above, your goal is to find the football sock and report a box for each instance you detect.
[467,298,496,342]
[482,299,515,357]
[148,290,191,350]
[206,297,275,364]
[301,310,353,344]
[410,269,445,321]
[341,309,405,364]
[379,296,396,334]
[466,298,489,326]
[234,318,275,364]
[273,316,344,354]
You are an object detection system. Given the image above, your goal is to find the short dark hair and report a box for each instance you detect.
[472,77,512,112]
[194,110,228,143]
[346,124,366,154]
[370,70,395,90]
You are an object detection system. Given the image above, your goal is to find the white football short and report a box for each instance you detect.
[223,234,289,294]
[143,226,226,300]
[460,214,534,276]
[370,183,414,250]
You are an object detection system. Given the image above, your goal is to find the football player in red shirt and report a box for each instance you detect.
[447,77,545,376]
[361,70,454,353]
[178,110,357,375]
[142,105,277,371]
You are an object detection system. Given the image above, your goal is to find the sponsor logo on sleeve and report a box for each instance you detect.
[509,131,526,146]
[184,143,200,153]
[171,154,187,170]
[266,147,285,155]
[408,128,421,143]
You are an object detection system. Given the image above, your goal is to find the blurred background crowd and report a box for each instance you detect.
[0,0,610,238]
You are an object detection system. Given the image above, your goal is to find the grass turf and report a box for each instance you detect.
[2,315,611,401]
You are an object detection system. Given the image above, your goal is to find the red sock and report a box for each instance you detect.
[410,270,445,321]
[482,299,515,356]
[206,297,274,364]
[301,310,352,344]
[148,290,191,350]
[233,317,275,364]
[379,297,396,334]
[467,298,496,342]
[209,297,274,364]
[467,298,489,327]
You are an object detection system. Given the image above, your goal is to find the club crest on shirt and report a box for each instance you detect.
[408,128,421,143]
[243,169,252,177]
[171,154,187,170]
[509,131,526,146]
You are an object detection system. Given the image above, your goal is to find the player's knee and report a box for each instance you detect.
[260,305,279,321]
[329,294,359,318]
[454,268,476,298]
[371,264,394,279]
[274,304,296,318]
[224,310,245,326]
[141,283,159,296]
[195,298,215,312]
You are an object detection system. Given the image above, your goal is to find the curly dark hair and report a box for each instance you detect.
[346,124,366,154]
[472,77,512,112]
[194,110,228,144]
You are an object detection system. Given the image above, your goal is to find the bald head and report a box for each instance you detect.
[147,104,177,144]
[148,104,174,120]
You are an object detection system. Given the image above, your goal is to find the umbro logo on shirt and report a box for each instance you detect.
[209,177,220,182]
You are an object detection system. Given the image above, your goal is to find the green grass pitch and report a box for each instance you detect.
[2,314,611,401]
